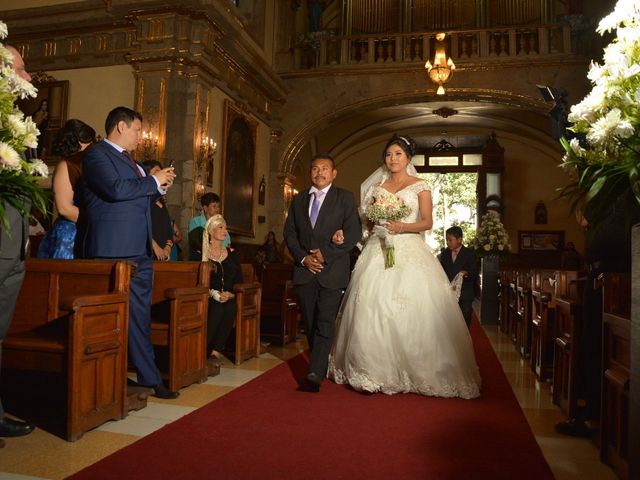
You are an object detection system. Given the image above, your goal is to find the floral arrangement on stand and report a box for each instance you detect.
[469,210,511,258]
[0,21,48,232]
[559,0,640,228]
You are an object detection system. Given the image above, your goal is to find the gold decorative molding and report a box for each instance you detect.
[30,71,58,83]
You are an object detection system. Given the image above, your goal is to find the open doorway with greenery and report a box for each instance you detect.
[418,172,478,253]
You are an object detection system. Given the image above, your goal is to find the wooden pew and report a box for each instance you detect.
[223,266,262,365]
[552,270,583,418]
[530,269,556,381]
[600,272,631,480]
[259,264,298,346]
[150,261,211,391]
[510,270,523,343]
[1,259,130,441]
[515,270,532,358]
[498,270,512,334]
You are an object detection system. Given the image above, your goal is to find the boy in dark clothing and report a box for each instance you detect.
[439,226,478,328]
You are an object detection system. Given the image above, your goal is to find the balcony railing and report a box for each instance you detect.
[292,24,573,71]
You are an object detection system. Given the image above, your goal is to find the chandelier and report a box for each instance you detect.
[424,33,456,95]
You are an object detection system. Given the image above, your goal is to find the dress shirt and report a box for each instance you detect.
[451,246,461,262]
[308,184,331,216]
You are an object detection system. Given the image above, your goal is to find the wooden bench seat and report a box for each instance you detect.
[530,269,556,381]
[224,266,262,365]
[552,270,583,418]
[601,273,631,480]
[150,261,211,391]
[1,259,131,441]
[258,264,298,346]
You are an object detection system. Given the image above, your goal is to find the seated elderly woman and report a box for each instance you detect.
[202,214,244,365]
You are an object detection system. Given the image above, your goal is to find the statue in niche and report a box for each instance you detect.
[307,0,326,32]
[535,201,548,224]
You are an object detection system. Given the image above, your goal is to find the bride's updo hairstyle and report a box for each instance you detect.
[383,134,417,160]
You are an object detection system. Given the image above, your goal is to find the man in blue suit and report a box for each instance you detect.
[76,106,179,399]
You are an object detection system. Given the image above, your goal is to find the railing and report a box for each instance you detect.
[293,24,572,70]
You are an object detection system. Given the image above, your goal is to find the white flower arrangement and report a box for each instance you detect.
[0,20,49,232]
[559,0,640,226]
[469,211,511,258]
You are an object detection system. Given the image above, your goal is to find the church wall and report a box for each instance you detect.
[50,65,135,137]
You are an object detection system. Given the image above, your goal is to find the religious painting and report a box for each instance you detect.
[518,230,564,252]
[205,154,214,187]
[221,101,258,236]
[17,77,68,165]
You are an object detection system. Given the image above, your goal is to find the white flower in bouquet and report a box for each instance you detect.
[0,20,49,232]
[364,188,412,268]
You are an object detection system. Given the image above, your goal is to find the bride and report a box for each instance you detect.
[327,134,481,398]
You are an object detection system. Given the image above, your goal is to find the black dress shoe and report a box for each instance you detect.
[297,380,320,393]
[0,417,35,437]
[554,419,591,438]
[307,372,323,388]
[149,384,180,399]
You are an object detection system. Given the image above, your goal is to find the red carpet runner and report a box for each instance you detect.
[67,320,554,480]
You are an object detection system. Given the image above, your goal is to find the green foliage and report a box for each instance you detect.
[420,172,477,249]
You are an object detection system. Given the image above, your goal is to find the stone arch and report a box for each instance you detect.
[277,87,553,175]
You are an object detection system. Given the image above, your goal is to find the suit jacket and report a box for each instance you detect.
[0,202,29,260]
[76,140,159,258]
[283,185,361,289]
[439,245,478,298]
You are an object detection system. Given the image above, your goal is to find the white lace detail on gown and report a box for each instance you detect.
[328,179,481,399]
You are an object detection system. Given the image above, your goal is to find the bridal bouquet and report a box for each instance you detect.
[0,21,49,232]
[364,189,411,268]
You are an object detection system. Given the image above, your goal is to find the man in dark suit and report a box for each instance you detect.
[283,153,361,391]
[439,226,478,328]
[0,45,36,442]
[76,106,178,399]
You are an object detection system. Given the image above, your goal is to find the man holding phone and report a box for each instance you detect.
[76,106,180,399]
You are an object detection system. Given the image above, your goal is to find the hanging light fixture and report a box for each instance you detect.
[424,33,456,95]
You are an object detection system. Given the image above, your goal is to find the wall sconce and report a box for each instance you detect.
[424,33,456,95]
[200,136,217,164]
[140,130,159,161]
[195,174,205,198]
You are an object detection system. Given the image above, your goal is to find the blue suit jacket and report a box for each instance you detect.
[77,140,159,258]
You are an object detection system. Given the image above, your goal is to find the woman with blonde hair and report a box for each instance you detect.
[202,214,243,364]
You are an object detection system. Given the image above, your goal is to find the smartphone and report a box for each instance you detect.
[168,159,175,168]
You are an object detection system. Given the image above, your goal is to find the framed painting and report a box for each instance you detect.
[221,100,258,236]
[17,77,69,166]
[518,230,564,252]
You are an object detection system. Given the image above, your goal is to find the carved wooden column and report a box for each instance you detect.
[127,10,220,245]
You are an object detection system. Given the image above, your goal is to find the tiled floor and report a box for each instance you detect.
[0,330,617,479]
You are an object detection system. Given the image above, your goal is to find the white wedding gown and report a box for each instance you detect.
[328,181,481,398]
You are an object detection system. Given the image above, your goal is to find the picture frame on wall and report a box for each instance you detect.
[518,230,564,252]
[17,76,69,166]
[221,100,258,236]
